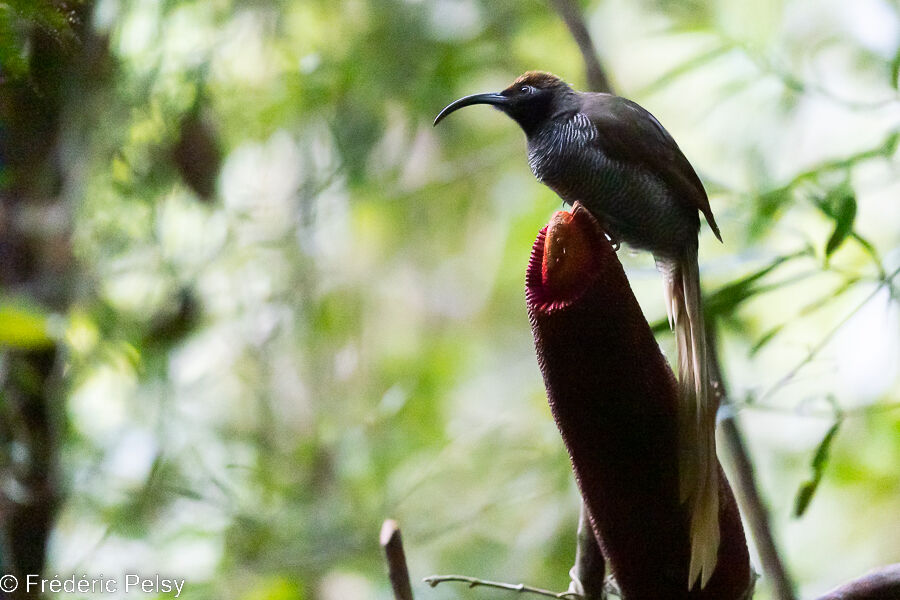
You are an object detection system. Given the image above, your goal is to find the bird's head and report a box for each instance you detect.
[434,71,576,135]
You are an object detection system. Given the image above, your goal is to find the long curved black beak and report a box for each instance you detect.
[433,93,508,126]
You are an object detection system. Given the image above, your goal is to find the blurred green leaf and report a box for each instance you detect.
[652,249,810,334]
[0,5,28,79]
[751,186,792,237]
[635,43,733,97]
[892,47,900,90]
[0,301,53,350]
[794,420,841,518]
[0,0,76,82]
[749,324,783,355]
[750,277,859,356]
[824,201,855,258]
[241,576,304,600]
[705,249,809,318]
[815,183,857,259]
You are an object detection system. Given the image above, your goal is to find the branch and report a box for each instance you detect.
[567,503,606,599]
[759,265,900,403]
[423,575,581,599]
[380,519,414,600]
[547,0,613,94]
[707,327,795,600]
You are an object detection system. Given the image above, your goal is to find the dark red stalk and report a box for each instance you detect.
[526,205,752,599]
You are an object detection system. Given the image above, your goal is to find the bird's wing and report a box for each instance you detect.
[582,94,721,241]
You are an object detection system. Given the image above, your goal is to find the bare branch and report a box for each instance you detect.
[567,503,606,599]
[547,0,613,94]
[718,414,790,599]
[760,265,900,404]
[707,331,796,600]
[424,575,581,599]
[380,519,414,600]
[733,399,900,419]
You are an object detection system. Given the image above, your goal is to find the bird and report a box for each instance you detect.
[435,71,722,589]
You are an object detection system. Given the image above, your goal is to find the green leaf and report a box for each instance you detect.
[752,278,857,356]
[811,420,841,472]
[636,43,733,97]
[821,188,857,259]
[891,47,900,90]
[751,186,792,238]
[704,249,808,318]
[651,249,809,335]
[794,420,841,518]
[0,301,54,350]
[749,323,783,355]
[793,480,817,519]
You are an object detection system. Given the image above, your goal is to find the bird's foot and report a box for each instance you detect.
[604,232,621,252]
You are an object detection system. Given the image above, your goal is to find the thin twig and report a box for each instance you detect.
[719,415,794,600]
[741,46,900,111]
[760,265,900,403]
[733,399,900,418]
[381,519,414,600]
[546,0,613,94]
[424,575,582,599]
[763,131,899,202]
[707,330,797,600]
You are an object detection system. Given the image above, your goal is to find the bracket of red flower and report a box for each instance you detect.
[526,203,753,600]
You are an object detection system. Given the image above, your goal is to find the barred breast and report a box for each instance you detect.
[527,113,699,259]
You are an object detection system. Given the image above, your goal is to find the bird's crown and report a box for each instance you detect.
[510,71,567,90]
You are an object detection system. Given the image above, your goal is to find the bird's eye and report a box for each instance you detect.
[520,85,533,94]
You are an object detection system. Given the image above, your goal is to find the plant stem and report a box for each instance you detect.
[424,574,582,599]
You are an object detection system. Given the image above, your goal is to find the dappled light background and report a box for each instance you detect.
[3,0,899,599]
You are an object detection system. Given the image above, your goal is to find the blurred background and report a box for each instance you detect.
[1,0,898,598]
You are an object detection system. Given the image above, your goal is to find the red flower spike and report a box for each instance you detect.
[530,205,606,314]
[526,204,752,600]
[541,209,599,301]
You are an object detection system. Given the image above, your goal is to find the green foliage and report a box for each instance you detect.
[4,0,899,599]
[0,0,77,79]
[794,420,841,518]
[0,300,53,349]
[817,183,857,260]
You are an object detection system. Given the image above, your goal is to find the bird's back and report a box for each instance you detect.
[527,102,702,260]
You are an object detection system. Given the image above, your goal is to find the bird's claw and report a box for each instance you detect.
[605,232,621,251]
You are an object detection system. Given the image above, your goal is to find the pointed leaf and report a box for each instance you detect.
[704,249,808,318]
[811,420,841,472]
[794,420,841,518]
[793,480,817,518]
[823,190,857,258]
[750,324,784,355]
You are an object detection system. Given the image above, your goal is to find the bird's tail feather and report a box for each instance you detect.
[662,248,720,589]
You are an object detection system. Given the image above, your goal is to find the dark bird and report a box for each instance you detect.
[435,71,722,589]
